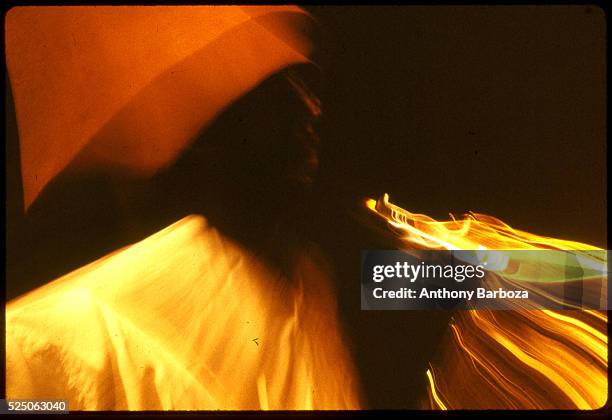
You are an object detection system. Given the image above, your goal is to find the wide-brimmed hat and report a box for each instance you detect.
[6,6,316,210]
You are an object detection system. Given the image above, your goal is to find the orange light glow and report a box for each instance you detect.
[368,193,608,410]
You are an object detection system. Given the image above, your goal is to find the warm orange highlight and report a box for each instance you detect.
[368,194,607,410]
[5,6,314,210]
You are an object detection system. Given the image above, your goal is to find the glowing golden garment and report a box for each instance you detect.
[6,216,361,410]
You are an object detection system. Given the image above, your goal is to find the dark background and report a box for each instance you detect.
[304,6,606,408]
[5,6,607,409]
[308,5,606,247]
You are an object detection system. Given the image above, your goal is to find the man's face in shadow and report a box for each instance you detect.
[6,66,322,298]
[152,67,323,267]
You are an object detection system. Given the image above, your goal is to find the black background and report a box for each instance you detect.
[303,6,606,408]
[5,6,607,409]
[307,5,606,247]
